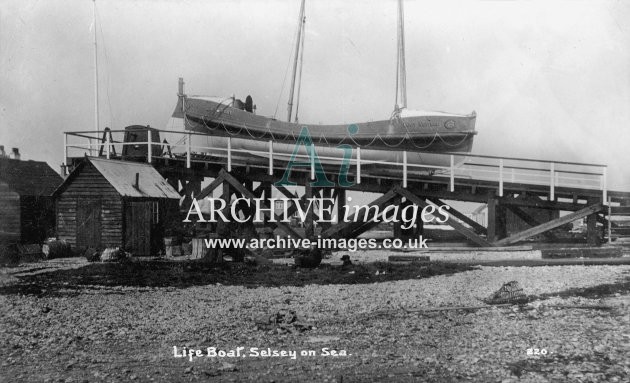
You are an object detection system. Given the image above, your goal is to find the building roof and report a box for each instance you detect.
[56,157,180,199]
[0,158,63,196]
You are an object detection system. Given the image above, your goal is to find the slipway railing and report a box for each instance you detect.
[63,128,608,203]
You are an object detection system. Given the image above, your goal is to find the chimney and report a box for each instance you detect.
[134,172,139,189]
[10,148,20,160]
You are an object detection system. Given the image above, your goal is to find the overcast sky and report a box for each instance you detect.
[1,0,629,190]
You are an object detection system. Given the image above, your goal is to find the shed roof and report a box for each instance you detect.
[0,158,63,196]
[90,157,180,199]
[56,157,180,199]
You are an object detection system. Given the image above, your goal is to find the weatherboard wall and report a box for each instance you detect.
[0,181,20,244]
[56,163,123,249]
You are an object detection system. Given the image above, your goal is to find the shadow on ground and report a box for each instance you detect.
[0,260,477,296]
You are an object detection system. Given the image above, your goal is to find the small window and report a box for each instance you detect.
[151,201,159,224]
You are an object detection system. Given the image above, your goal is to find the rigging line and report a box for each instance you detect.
[398,0,407,108]
[95,4,115,129]
[273,44,296,120]
[394,6,400,110]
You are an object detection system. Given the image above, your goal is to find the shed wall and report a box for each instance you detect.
[56,164,123,249]
[0,181,20,244]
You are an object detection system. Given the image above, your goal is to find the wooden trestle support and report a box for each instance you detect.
[157,163,616,264]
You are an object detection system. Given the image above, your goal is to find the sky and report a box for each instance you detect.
[1,0,629,191]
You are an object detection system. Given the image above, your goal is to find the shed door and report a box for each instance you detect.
[76,199,102,249]
[126,201,151,256]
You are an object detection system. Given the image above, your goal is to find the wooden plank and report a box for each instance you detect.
[196,173,225,200]
[397,187,493,247]
[611,227,630,236]
[219,169,303,239]
[610,206,630,215]
[427,197,487,235]
[499,196,588,211]
[321,188,399,239]
[541,247,622,259]
[496,203,603,246]
[388,255,430,263]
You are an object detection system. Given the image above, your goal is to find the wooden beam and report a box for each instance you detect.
[196,174,225,200]
[219,169,303,239]
[396,187,493,247]
[495,203,603,246]
[337,188,346,225]
[322,188,399,239]
[427,197,487,235]
[506,205,557,240]
[487,198,498,242]
[586,207,599,246]
[610,206,630,215]
[304,182,315,238]
[499,195,587,211]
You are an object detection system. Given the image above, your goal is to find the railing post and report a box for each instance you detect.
[356,147,361,184]
[63,133,68,165]
[268,140,273,175]
[227,137,232,172]
[602,167,607,203]
[550,162,556,201]
[147,130,152,163]
[310,143,315,180]
[402,150,407,188]
[450,155,455,192]
[498,159,504,197]
[106,132,111,159]
[186,133,191,169]
[607,197,612,244]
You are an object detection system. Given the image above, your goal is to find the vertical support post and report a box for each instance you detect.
[586,205,599,246]
[356,147,361,184]
[607,197,612,244]
[186,133,191,169]
[602,166,607,203]
[402,151,407,188]
[336,188,346,226]
[310,143,315,180]
[498,159,504,197]
[105,131,110,159]
[268,140,273,175]
[147,129,152,163]
[305,181,314,238]
[549,162,555,201]
[262,182,272,225]
[487,196,507,243]
[227,137,232,172]
[450,155,455,192]
[487,197,497,243]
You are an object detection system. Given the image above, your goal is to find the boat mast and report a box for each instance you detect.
[395,0,407,110]
[293,17,307,123]
[93,0,100,141]
[287,0,306,122]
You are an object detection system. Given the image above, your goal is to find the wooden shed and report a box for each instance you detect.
[53,157,180,255]
[0,157,63,245]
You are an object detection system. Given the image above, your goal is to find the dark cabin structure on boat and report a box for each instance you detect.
[53,157,180,256]
[0,154,63,245]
